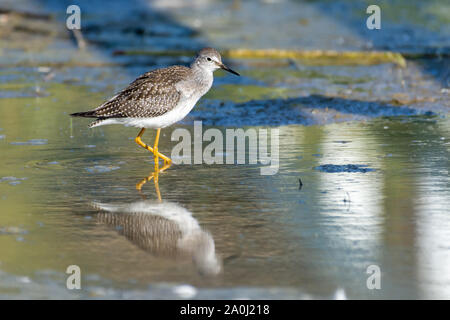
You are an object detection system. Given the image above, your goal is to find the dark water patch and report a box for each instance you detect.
[314,164,376,173]
[190,95,429,126]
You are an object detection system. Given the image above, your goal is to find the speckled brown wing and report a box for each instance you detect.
[88,65,191,119]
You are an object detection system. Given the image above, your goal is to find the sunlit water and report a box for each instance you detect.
[0,99,449,298]
[0,0,449,300]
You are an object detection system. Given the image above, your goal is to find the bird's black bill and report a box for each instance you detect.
[220,63,240,76]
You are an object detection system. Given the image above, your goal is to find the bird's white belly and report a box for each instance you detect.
[114,95,201,129]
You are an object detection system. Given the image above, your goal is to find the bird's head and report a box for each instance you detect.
[194,47,240,76]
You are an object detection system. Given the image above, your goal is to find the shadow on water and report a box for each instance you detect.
[191,94,428,126]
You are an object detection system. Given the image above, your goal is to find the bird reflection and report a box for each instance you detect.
[93,168,221,276]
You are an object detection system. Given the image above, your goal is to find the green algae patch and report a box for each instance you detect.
[225,50,407,68]
[114,49,407,68]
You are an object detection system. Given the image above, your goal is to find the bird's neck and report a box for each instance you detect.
[190,63,214,93]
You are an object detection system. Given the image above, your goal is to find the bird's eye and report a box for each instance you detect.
[207,57,212,61]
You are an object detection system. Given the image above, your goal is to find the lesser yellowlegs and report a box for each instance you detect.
[71,47,239,172]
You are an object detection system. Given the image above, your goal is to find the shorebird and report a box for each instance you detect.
[71,48,239,172]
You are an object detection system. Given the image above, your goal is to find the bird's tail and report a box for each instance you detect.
[70,111,96,118]
[71,111,107,128]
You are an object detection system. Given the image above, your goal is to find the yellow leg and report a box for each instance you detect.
[153,128,172,166]
[135,128,172,167]
[154,128,160,171]
[135,128,154,153]
[135,128,172,195]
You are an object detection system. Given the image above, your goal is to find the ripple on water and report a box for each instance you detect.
[0,176,28,185]
[10,139,48,146]
[85,165,120,173]
[314,164,375,173]
[0,226,28,235]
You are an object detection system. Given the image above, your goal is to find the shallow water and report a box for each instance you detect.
[0,101,449,298]
[0,0,449,299]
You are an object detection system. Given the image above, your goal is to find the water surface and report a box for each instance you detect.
[0,101,449,298]
[0,0,449,299]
